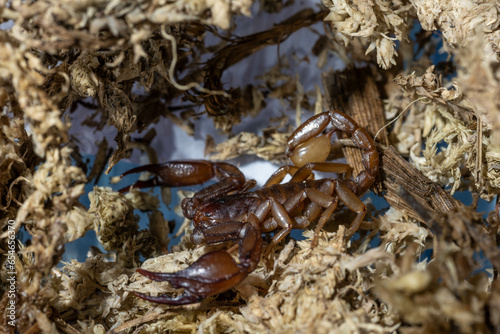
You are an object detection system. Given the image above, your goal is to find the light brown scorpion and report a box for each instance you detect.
[121,110,379,305]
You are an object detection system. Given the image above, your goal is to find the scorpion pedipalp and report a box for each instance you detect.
[135,250,248,305]
[118,160,248,198]
[136,220,262,305]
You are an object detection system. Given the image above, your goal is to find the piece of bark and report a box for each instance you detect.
[381,145,463,223]
[322,67,389,192]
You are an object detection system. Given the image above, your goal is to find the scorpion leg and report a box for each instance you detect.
[335,180,367,239]
[262,193,315,256]
[263,162,350,187]
[263,165,300,187]
[263,162,350,188]
[262,181,341,253]
[290,180,335,230]
[290,162,351,183]
[301,177,366,242]
[303,183,339,248]
[135,218,262,305]
[267,179,338,247]
[264,198,294,252]
[287,111,379,195]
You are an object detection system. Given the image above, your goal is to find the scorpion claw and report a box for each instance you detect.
[118,163,170,193]
[118,178,163,193]
[135,250,249,305]
[133,291,201,306]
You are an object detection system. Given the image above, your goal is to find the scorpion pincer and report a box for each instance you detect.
[121,110,379,305]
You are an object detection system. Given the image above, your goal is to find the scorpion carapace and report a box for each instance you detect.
[121,110,379,305]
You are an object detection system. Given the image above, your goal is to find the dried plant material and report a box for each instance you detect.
[201,8,327,116]
[99,82,135,175]
[378,207,429,251]
[2,1,500,333]
[88,187,160,258]
[2,0,257,173]
[322,0,410,69]
[386,97,425,157]
[206,125,290,164]
[6,0,253,52]
[121,229,402,333]
[395,66,500,199]
[452,34,500,196]
[322,1,500,69]
[64,207,96,243]
[0,115,34,219]
[52,253,138,330]
[412,1,499,47]
[148,209,171,253]
[149,0,253,30]
[234,231,399,333]
[381,145,462,222]
[375,202,500,334]
[86,138,110,185]
[89,187,139,252]
[210,85,266,133]
[460,33,500,136]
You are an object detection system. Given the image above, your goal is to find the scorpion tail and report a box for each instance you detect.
[135,223,263,305]
[329,111,379,195]
[286,111,379,196]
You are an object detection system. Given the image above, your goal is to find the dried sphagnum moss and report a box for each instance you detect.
[391,65,500,200]
[322,0,410,69]
[1,0,500,333]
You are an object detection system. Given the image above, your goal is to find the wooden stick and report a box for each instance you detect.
[380,146,462,222]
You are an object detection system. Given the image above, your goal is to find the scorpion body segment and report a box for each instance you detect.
[122,110,379,305]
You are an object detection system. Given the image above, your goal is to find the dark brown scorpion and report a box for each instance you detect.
[120,110,379,305]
